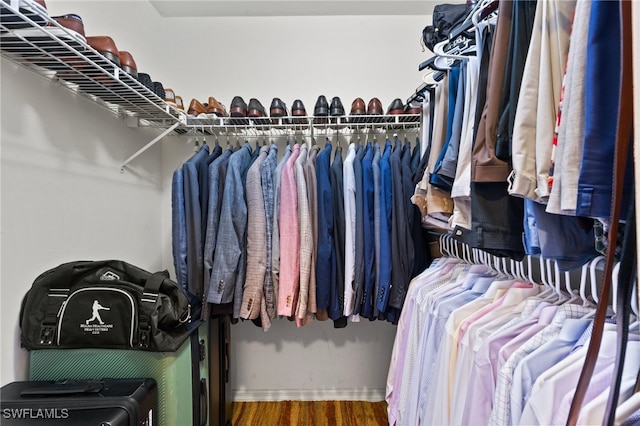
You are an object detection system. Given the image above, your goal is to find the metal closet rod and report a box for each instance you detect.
[120,117,421,170]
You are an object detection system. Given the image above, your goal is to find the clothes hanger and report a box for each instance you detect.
[460,243,471,264]
[589,255,606,304]
[629,283,639,329]
[433,37,476,62]
[579,260,597,307]
[439,233,447,257]
[446,234,456,259]
[525,255,535,286]
[551,260,571,304]
[509,259,521,282]
[513,258,527,283]
[201,125,207,146]
[444,0,495,43]
[559,261,582,304]
[537,257,559,302]
[612,261,621,315]
[471,248,479,265]
[193,131,200,151]
[214,130,220,148]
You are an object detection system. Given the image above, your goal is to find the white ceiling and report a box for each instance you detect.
[148,0,451,17]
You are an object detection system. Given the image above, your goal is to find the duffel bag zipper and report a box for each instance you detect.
[57,287,136,347]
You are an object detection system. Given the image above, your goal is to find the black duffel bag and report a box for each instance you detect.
[422,3,471,52]
[20,260,201,352]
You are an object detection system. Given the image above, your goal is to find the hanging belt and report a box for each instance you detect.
[566,0,634,424]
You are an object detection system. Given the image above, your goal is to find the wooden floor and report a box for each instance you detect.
[232,400,388,426]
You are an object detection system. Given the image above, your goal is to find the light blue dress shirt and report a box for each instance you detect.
[510,318,591,425]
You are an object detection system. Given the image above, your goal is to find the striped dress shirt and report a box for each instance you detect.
[488,303,593,425]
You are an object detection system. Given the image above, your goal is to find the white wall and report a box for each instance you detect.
[4,1,432,400]
[0,57,164,385]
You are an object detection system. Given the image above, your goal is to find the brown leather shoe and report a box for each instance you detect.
[188,98,207,117]
[86,35,120,66]
[367,97,383,115]
[350,97,366,115]
[404,103,421,115]
[51,13,85,38]
[206,96,227,117]
[118,51,137,78]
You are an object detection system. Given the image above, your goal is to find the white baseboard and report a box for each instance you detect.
[232,388,386,402]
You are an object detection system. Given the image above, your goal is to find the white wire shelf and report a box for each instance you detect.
[0,0,183,127]
[1,0,423,169]
[182,113,422,134]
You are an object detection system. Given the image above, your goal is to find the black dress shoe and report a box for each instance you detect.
[404,103,421,115]
[247,98,266,117]
[291,99,306,116]
[230,96,247,117]
[292,99,307,124]
[387,98,405,115]
[270,97,289,117]
[330,97,345,116]
[314,95,329,116]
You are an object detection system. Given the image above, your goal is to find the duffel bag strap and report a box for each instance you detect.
[137,270,169,349]
[38,262,78,345]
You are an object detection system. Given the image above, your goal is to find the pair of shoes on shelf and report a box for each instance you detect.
[229,96,268,118]
[313,95,345,117]
[135,72,165,100]
[188,97,227,118]
[350,97,383,116]
[85,36,138,79]
[164,89,184,111]
[47,15,137,79]
[49,13,85,41]
[387,98,421,115]
[229,97,291,126]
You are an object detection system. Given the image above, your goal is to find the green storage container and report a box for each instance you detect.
[29,323,209,426]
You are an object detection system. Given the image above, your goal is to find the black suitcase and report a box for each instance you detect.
[29,325,208,426]
[0,378,157,426]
